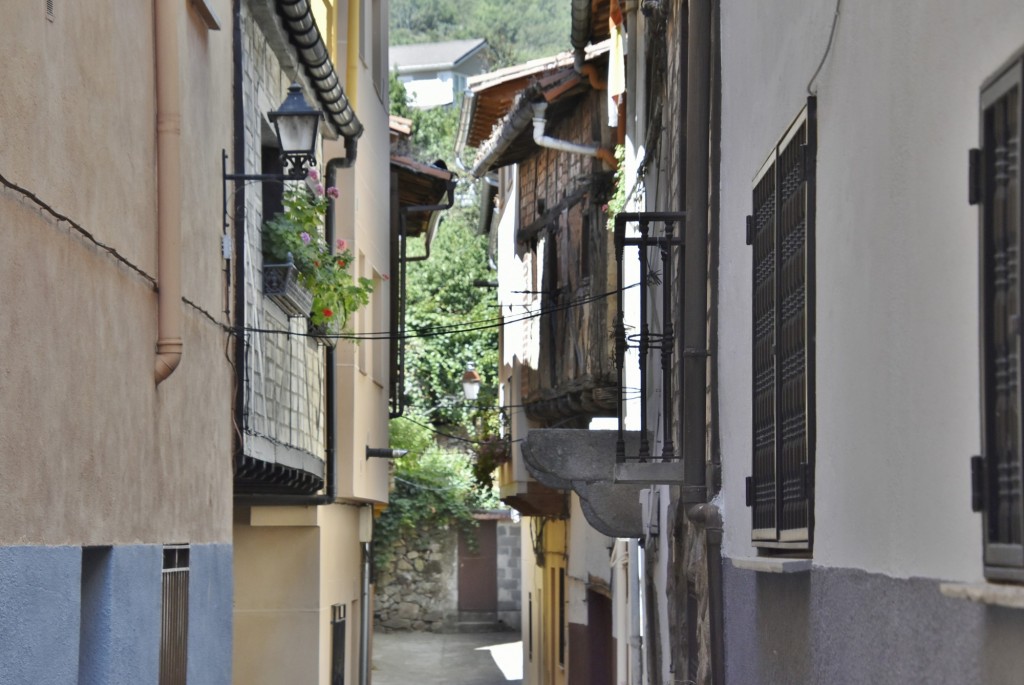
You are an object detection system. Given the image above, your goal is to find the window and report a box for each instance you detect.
[973,52,1024,581]
[745,98,816,551]
[331,604,346,685]
[160,545,190,685]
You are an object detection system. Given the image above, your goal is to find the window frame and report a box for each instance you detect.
[746,97,817,552]
[976,51,1024,582]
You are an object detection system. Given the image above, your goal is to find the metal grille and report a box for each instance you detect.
[160,546,189,685]
[748,99,816,548]
[980,63,1024,576]
[243,324,327,458]
[613,212,686,461]
[46,0,54,20]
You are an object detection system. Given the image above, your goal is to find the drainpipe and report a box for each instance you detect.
[401,179,457,263]
[531,102,616,168]
[628,539,643,685]
[681,0,710,502]
[612,540,629,685]
[570,0,591,70]
[154,0,183,383]
[359,539,372,685]
[231,0,246,468]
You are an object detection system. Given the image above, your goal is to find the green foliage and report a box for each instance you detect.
[373,415,499,572]
[403,204,498,430]
[605,144,627,231]
[262,181,374,330]
[390,0,571,68]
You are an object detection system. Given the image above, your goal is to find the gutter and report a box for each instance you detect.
[531,102,616,168]
[401,178,457,263]
[154,0,183,383]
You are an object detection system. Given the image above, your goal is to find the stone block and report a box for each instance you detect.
[397,602,419,619]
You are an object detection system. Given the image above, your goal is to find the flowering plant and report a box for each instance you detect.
[262,172,374,333]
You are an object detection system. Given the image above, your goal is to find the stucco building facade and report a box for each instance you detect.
[0,1,234,681]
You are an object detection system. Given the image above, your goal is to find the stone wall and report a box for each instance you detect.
[496,519,522,630]
[375,516,523,633]
[374,527,459,632]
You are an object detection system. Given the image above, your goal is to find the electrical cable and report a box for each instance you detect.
[239,280,641,342]
[807,0,842,96]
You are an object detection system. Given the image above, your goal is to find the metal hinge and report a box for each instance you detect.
[968,148,982,206]
[970,455,985,512]
[745,476,754,507]
[745,215,754,245]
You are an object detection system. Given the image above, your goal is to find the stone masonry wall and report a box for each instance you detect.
[375,528,459,632]
[496,519,522,630]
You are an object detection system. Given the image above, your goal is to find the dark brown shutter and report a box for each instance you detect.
[980,59,1024,580]
[749,99,816,548]
[750,154,779,541]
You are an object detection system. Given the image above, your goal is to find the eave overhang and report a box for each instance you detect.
[455,42,611,177]
[251,0,363,140]
[391,156,456,236]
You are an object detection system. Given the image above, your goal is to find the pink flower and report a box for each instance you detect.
[336,239,347,251]
[326,186,340,199]
[382,273,390,281]
[315,183,325,196]
[300,232,311,244]
[307,168,320,182]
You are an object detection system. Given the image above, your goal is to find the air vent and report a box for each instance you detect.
[46,0,54,21]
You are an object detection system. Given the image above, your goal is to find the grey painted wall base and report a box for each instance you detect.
[0,543,232,684]
[723,561,1024,684]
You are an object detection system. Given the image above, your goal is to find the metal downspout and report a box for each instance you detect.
[401,180,457,263]
[155,0,183,383]
[231,0,247,470]
[359,540,372,685]
[629,539,644,684]
[682,0,710,503]
[531,102,617,168]
[570,0,592,69]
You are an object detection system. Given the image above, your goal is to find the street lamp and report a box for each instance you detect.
[268,83,323,176]
[462,363,481,401]
[222,83,324,247]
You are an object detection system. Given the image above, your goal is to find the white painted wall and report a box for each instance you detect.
[718,0,1024,581]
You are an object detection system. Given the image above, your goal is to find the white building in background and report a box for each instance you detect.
[389,38,488,109]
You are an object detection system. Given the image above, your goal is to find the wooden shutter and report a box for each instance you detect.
[748,99,816,548]
[979,58,1024,580]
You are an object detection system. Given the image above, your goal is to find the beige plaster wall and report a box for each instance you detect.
[233,512,322,684]
[326,44,391,504]
[0,1,234,546]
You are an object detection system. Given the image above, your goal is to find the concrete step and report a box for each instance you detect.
[456,620,506,633]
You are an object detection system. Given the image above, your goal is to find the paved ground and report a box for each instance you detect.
[372,630,523,685]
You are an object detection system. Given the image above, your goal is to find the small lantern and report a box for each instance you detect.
[462,363,481,401]
[268,83,323,174]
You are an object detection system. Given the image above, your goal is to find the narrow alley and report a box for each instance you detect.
[372,630,523,685]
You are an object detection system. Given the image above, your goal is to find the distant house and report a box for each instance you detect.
[389,38,488,109]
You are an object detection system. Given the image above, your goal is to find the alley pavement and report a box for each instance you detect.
[372,630,523,685]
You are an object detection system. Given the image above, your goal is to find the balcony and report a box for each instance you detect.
[236,318,327,495]
[520,429,644,538]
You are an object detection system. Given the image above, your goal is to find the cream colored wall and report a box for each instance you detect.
[233,510,322,684]
[316,504,367,684]
[324,4,391,504]
[0,0,233,546]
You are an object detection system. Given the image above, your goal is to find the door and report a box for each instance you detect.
[458,520,497,613]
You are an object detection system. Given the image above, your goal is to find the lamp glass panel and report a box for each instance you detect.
[276,113,320,156]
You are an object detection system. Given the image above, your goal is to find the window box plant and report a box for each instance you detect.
[262,172,374,340]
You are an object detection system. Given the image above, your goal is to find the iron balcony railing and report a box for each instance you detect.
[613,211,686,463]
